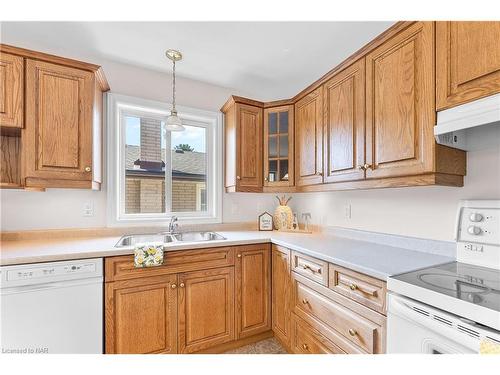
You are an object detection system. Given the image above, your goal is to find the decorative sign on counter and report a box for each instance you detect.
[258,212,273,231]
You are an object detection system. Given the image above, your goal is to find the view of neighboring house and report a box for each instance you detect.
[125,118,207,214]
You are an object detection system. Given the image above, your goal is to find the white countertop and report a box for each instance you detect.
[0,230,454,280]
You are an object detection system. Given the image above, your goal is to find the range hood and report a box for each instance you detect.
[435,93,500,151]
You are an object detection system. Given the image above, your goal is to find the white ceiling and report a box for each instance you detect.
[1,22,394,100]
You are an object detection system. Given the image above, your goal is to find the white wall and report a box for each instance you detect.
[0,42,252,232]
[1,42,499,242]
[288,132,500,242]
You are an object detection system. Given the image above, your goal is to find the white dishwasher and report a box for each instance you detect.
[0,258,103,354]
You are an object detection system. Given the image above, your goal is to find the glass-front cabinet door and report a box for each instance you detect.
[263,105,294,187]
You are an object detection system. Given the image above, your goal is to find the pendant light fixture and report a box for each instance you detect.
[165,49,185,131]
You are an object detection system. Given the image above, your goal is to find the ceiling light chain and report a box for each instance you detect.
[165,49,185,131]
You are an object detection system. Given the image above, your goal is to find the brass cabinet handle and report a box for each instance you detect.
[302,343,309,350]
[348,329,357,336]
[84,166,91,172]
[357,165,365,170]
[349,283,358,291]
[179,283,185,288]
[363,164,372,170]
[302,264,321,274]
[171,284,177,289]
[236,176,241,180]
[302,299,309,305]
[316,172,323,176]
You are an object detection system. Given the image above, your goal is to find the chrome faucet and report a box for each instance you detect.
[168,216,179,233]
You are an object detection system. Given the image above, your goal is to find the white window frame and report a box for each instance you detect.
[107,93,222,226]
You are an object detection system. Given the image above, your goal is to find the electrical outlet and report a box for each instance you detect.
[344,204,351,219]
[83,201,94,217]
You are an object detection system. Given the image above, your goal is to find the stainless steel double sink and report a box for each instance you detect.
[115,231,226,247]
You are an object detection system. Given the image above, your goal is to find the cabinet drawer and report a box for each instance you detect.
[294,278,380,353]
[328,264,387,314]
[292,315,345,354]
[292,251,328,286]
[105,246,235,282]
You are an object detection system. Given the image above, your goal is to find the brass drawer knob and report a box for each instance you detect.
[84,166,91,172]
[363,163,372,170]
[302,299,309,305]
[316,172,323,176]
[179,282,185,288]
[237,254,242,258]
[236,176,241,180]
[349,283,358,291]
[171,284,177,289]
[348,328,357,337]
[264,177,268,181]
[302,343,309,350]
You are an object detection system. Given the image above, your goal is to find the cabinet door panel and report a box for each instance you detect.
[263,105,294,187]
[272,245,291,348]
[365,21,434,179]
[236,245,271,338]
[295,87,323,186]
[437,21,500,110]
[0,53,23,128]
[178,267,235,353]
[236,104,262,190]
[105,276,178,354]
[323,59,365,183]
[25,59,94,181]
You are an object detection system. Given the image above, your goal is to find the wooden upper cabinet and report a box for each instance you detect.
[222,97,263,192]
[105,275,178,354]
[0,44,109,190]
[263,105,294,188]
[236,244,271,339]
[178,267,235,353]
[365,21,435,179]
[0,52,23,128]
[295,87,323,186]
[436,21,500,110]
[323,58,365,183]
[24,59,97,188]
[272,245,292,349]
[237,104,263,190]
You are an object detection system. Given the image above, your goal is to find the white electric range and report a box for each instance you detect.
[387,200,500,353]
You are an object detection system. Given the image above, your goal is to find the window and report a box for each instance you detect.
[107,94,222,225]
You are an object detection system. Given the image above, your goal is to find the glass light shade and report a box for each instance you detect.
[165,112,185,131]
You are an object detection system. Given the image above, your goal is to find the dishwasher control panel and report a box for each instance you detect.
[6,262,96,281]
[1,258,103,288]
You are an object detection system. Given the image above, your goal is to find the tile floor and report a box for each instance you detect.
[224,338,287,354]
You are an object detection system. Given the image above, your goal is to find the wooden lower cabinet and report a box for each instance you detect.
[291,314,345,354]
[236,244,271,338]
[105,245,272,354]
[178,267,235,353]
[105,244,388,355]
[272,245,292,349]
[105,274,178,354]
[292,271,386,354]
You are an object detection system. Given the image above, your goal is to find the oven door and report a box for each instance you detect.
[387,293,478,354]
